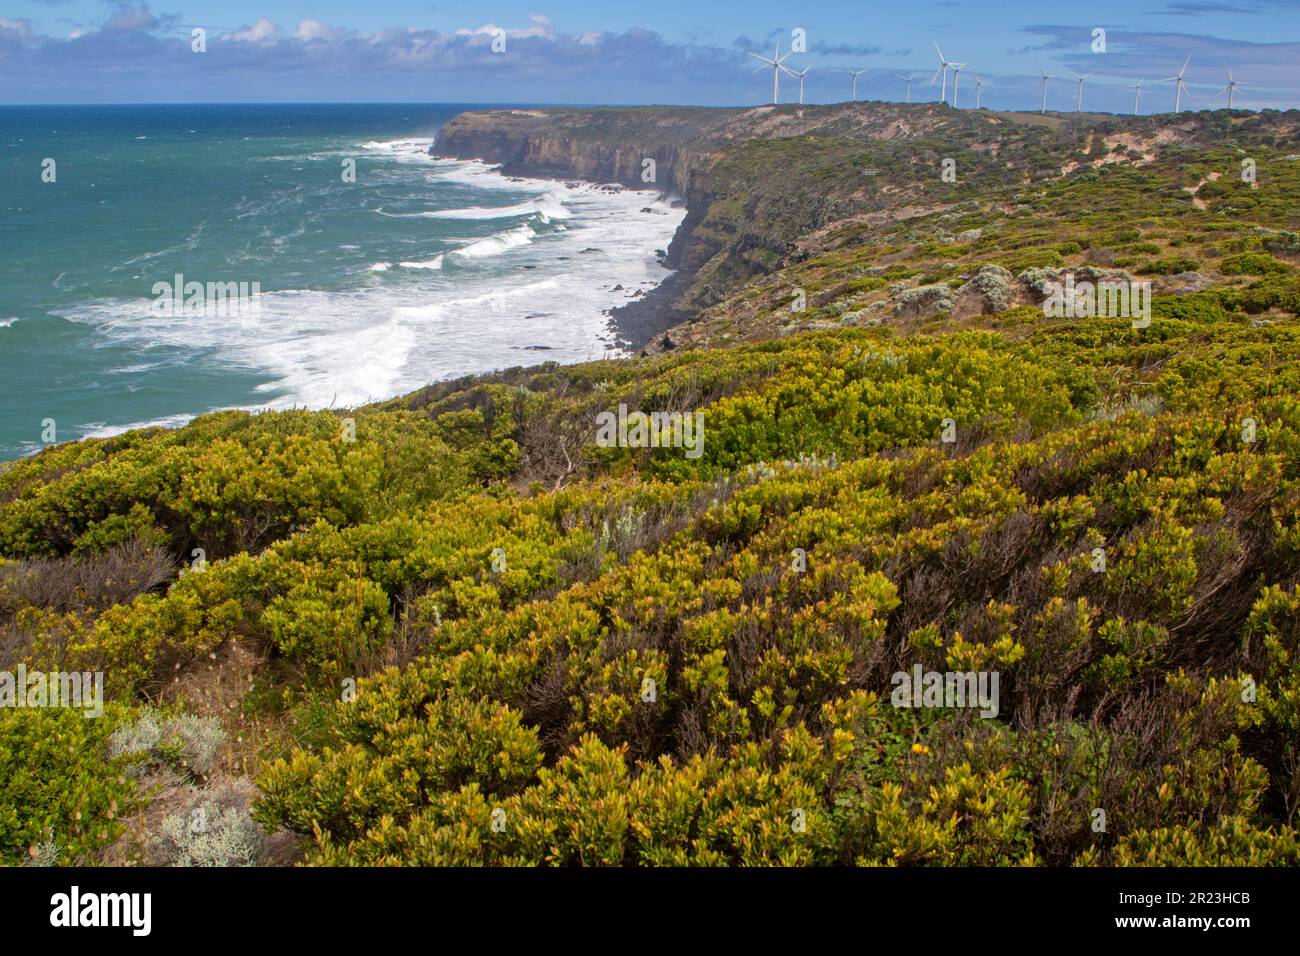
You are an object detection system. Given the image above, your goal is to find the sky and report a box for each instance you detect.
[3,0,1300,112]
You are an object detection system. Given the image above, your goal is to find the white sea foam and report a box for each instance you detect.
[449,223,537,260]
[425,193,571,221]
[358,138,440,164]
[0,318,18,329]
[57,160,684,415]
[83,413,202,440]
[396,255,444,270]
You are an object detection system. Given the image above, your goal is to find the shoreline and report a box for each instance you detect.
[2,137,685,462]
[606,265,692,354]
[456,160,694,353]
[429,131,702,353]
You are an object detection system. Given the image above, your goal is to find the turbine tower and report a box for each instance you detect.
[748,41,792,105]
[1216,68,1242,110]
[974,73,985,109]
[950,63,968,108]
[1071,72,1091,112]
[932,43,954,104]
[895,72,917,103]
[781,64,811,105]
[1163,55,1191,112]
[1132,76,1145,115]
[847,68,868,102]
[1037,65,1056,114]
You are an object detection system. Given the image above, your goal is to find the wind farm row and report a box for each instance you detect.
[749,40,1255,114]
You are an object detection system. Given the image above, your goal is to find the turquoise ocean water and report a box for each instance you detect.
[0,103,681,460]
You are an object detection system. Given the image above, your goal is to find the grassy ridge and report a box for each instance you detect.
[4,106,1300,867]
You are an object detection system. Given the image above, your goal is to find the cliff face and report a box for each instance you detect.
[431,107,748,332]
[431,107,738,198]
[429,103,1300,350]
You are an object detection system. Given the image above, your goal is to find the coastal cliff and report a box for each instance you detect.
[430,106,739,197]
[431,107,743,339]
[431,103,1300,350]
[9,101,1300,871]
[429,102,1076,346]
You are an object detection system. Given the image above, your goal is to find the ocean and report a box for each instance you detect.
[0,103,683,461]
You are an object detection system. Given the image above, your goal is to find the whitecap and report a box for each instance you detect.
[396,256,444,270]
[448,224,536,261]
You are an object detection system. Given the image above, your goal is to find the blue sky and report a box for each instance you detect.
[3,0,1299,111]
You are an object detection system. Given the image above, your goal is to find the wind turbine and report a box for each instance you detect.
[1215,68,1242,110]
[932,43,955,104]
[1037,65,1056,114]
[895,72,917,103]
[748,41,792,105]
[1132,76,1145,115]
[1162,55,1191,112]
[1071,71,1091,112]
[950,63,968,108]
[782,64,812,105]
[847,68,868,102]
[974,73,985,109]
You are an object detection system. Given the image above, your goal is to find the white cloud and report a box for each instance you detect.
[457,13,556,41]
[0,18,35,44]
[226,18,282,45]
[104,4,158,34]
[296,19,346,43]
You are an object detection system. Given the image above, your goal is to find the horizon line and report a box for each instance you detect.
[1,100,1293,117]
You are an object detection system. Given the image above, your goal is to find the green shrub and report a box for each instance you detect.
[0,706,139,865]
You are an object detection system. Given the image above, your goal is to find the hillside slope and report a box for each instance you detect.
[435,103,1300,344]
[4,103,1300,868]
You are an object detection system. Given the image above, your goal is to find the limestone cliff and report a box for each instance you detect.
[429,103,1300,350]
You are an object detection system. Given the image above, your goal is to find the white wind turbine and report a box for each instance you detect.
[1132,76,1145,115]
[782,63,812,105]
[847,68,868,102]
[748,41,793,104]
[974,72,986,109]
[1071,71,1091,111]
[895,72,917,103]
[1163,55,1191,112]
[932,43,955,104]
[1037,65,1056,114]
[950,62,968,107]
[1216,68,1242,110]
